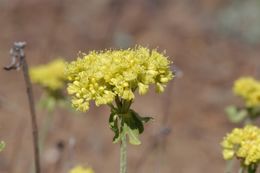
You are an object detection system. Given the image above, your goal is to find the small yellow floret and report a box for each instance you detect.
[69,166,94,173]
[233,77,260,107]
[221,125,260,165]
[65,46,174,112]
[30,59,66,90]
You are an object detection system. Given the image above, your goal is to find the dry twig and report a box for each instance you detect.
[4,42,41,173]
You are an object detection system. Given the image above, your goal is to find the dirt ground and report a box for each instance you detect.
[0,0,260,173]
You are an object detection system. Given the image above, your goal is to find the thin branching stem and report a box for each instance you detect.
[22,57,41,173]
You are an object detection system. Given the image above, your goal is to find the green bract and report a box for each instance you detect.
[65,46,173,112]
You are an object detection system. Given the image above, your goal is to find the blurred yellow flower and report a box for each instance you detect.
[65,46,174,112]
[221,125,260,165]
[30,59,66,90]
[233,77,260,107]
[69,166,94,173]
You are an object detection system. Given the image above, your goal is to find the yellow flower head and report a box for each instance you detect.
[221,125,260,165]
[233,77,260,107]
[69,166,94,173]
[65,46,174,112]
[30,59,66,91]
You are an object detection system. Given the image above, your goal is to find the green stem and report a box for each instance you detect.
[115,96,122,108]
[247,164,258,173]
[225,159,234,173]
[115,98,131,173]
[120,133,127,173]
[39,110,54,150]
[239,166,245,173]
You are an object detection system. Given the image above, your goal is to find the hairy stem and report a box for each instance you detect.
[117,98,130,173]
[120,133,127,173]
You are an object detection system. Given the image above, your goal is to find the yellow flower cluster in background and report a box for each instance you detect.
[221,125,260,165]
[30,59,66,91]
[69,166,94,173]
[233,77,260,107]
[65,46,173,112]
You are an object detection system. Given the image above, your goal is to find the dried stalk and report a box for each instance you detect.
[4,42,41,173]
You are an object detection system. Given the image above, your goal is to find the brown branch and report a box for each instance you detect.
[4,42,41,173]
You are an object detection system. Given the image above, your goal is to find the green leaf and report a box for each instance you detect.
[109,108,153,145]
[109,112,121,143]
[0,141,5,152]
[130,109,153,124]
[109,112,116,130]
[113,132,122,144]
[130,111,144,134]
[123,124,141,145]
[225,106,247,123]
[140,116,153,123]
[121,111,143,145]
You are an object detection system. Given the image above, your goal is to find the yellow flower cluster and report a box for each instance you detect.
[69,166,94,173]
[233,77,260,107]
[30,59,66,91]
[65,46,173,112]
[221,125,260,165]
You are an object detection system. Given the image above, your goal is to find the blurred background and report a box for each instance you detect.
[1,0,260,173]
